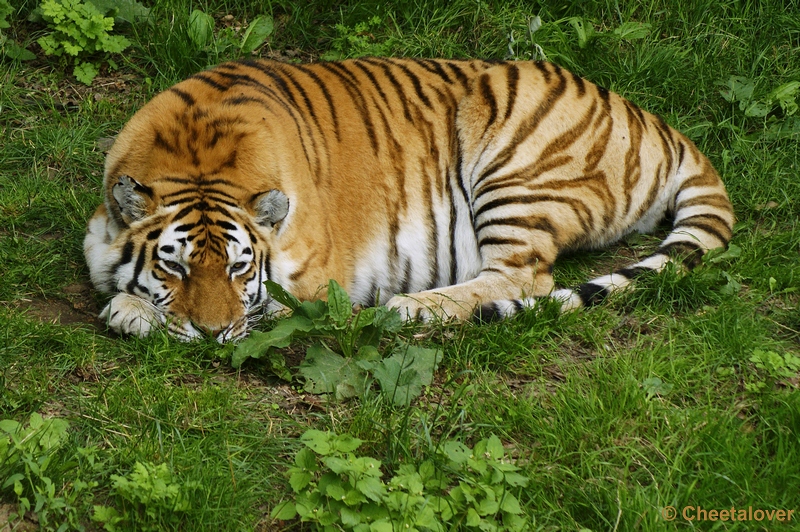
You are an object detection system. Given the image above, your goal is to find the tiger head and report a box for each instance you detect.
[103,173,291,342]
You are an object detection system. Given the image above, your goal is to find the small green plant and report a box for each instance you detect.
[0,413,98,531]
[744,349,800,393]
[718,75,800,140]
[35,0,132,84]
[231,280,441,405]
[322,15,396,60]
[566,17,651,49]
[93,461,201,531]
[187,9,273,57]
[0,0,35,60]
[271,429,531,531]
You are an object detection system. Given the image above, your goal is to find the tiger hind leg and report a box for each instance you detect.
[387,221,561,321]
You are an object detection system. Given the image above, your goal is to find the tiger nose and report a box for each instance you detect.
[194,323,227,338]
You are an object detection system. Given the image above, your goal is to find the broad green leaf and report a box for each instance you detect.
[86,0,151,24]
[270,500,297,520]
[503,472,530,487]
[443,441,472,464]
[2,473,24,490]
[74,61,99,85]
[299,343,368,400]
[264,279,302,310]
[704,243,742,263]
[0,419,20,434]
[356,477,386,502]
[769,81,800,115]
[188,9,214,48]
[240,15,274,53]
[29,412,43,430]
[340,506,362,527]
[289,471,312,492]
[568,17,595,48]
[370,521,394,532]
[718,76,754,104]
[642,377,674,398]
[500,492,522,514]
[334,433,364,453]
[325,482,347,501]
[477,497,500,516]
[354,345,381,370]
[295,447,318,470]
[505,513,528,531]
[230,315,314,368]
[343,488,367,506]
[613,21,651,40]
[466,507,481,526]
[742,99,770,117]
[485,435,505,460]
[327,279,352,327]
[373,346,440,406]
[301,430,334,455]
[2,42,36,61]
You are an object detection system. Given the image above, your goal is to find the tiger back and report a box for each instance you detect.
[84,58,734,341]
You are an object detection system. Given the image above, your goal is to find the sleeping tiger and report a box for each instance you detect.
[84,57,734,342]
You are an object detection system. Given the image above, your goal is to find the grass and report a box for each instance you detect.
[1,0,799,530]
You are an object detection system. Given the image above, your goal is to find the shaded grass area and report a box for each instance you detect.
[1,0,799,530]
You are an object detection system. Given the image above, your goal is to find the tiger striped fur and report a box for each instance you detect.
[83,58,734,341]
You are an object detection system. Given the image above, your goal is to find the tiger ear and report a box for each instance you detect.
[252,189,289,228]
[112,175,153,225]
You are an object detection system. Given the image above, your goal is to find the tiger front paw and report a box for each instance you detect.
[99,293,164,337]
[386,293,474,323]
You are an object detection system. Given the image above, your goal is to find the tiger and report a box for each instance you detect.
[83,57,734,342]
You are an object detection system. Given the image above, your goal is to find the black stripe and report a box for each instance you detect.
[126,243,148,293]
[478,236,526,247]
[475,215,557,235]
[473,303,502,323]
[616,266,651,279]
[447,183,458,285]
[673,214,732,243]
[296,64,342,141]
[473,65,568,187]
[146,228,162,240]
[480,74,498,129]
[418,59,453,84]
[577,282,608,307]
[445,61,470,86]
[216,220,237,231]
[571,71,586,97]
[361,58,414,122]
[319,62,379,154]
[118,241,134,266]
[657,242,704,268]
[170,87,196,106]
[191,73,228,91]
[389,59,432,108]
[474,193,591,226]
[504,64,519,120]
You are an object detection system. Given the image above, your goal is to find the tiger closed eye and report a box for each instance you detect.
[163,260,185,274]
[230,261,248,273]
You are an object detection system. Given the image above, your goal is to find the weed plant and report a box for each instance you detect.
[1,0,799,530]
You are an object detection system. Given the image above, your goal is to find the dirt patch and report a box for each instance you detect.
[0,504,38,532]
[13,282,101,330]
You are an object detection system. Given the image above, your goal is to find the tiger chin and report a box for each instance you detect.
[84,57,734,342]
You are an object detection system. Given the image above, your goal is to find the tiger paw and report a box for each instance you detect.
[386,293,474,322]
[99,293,165,337]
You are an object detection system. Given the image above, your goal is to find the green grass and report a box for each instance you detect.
[1,0,799,530]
